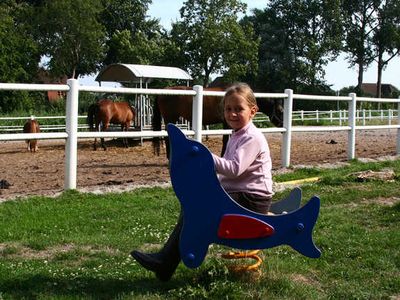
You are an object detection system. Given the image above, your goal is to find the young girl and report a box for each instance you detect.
[131,82,274,281]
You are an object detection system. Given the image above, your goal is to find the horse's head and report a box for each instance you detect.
[257,98,284,127]
[128,104,136,126]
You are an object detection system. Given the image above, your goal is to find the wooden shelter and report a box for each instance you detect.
[95,64,192,130]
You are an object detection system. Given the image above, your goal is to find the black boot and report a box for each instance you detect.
[131,215,183,281]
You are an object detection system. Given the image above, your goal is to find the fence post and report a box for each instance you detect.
[192,85,204,142]
[362,109,366,126]
[348,93,357,160]
[64,78,79,190]
[282,89,293,167]
[397,98,400,155]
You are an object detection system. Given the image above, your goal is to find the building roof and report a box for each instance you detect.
[95,64,192,84]
[361,83,399,96]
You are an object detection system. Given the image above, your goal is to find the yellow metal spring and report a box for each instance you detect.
[221,250,263,272]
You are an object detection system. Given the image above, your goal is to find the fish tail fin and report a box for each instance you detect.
[270,187,302,214]
[289,196,321,258]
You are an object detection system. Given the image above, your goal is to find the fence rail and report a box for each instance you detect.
[0,80,399,191]
[289,109,398,125]
[0,115,89,132]
[1,109,397,133]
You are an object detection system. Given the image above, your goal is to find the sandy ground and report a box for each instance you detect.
[0,129,398,201]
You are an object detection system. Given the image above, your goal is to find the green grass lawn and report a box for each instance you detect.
[0,159,399,299]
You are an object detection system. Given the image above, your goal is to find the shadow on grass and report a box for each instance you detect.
[1,274,187,299]
[1,262,253,298]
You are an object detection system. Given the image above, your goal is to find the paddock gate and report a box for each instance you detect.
[0,79,399,190]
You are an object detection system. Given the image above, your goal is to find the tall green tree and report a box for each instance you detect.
[0,1,42,112]
[100,0,152,37]
[342,0,377,95]
[370,0,400,98]
[34,0,107,79]
[99,0,167,67]
[169,0,259,86]
[0,1,40,83]
[247,0,342,94]
[105,29,168,66]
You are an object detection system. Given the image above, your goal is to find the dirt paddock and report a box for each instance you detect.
[0,129,398,201]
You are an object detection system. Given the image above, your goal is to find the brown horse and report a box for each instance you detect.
[152,86,284,158]
[23,119,40,152]
[87,99,136,150]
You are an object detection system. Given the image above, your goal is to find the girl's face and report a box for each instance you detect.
[224,93,257,130]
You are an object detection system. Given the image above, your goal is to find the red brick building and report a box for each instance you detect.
[361,83,399,98]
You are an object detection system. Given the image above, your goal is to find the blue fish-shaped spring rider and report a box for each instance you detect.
[167,124,321,269]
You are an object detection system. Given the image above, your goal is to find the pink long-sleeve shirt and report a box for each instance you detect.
[212,121,274,198]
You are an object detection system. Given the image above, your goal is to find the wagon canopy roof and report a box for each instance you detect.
[95,64,192,84]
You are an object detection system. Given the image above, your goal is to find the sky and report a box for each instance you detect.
[81,0,400,91]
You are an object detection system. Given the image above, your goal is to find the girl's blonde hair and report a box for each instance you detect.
[224,82,258,110]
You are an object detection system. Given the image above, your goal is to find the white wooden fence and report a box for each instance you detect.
[0,79,399,191]
[0,115,89,132]
[289,109,398,125]
[1,109,397,132]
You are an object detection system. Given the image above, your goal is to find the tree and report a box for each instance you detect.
[105,29,168,66]
[0,1,42,112]
[0,1,40,83]
[100,0,152,37]
[169,0,259,86]
[370,0,400,98]
[246,0,342,95]
[99,0,167,67]
[34,0,107,79]
[342,0,377,95]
